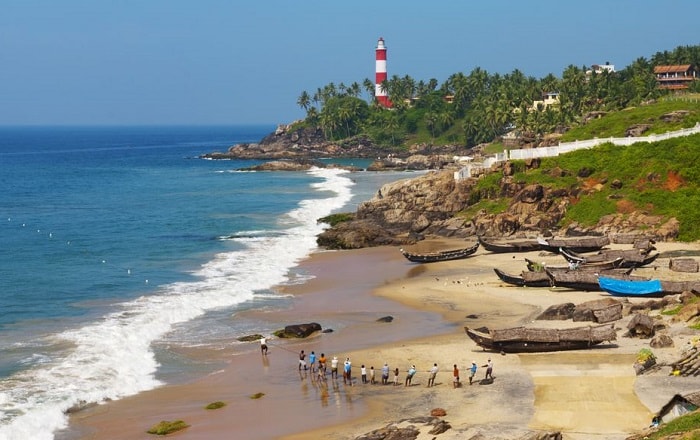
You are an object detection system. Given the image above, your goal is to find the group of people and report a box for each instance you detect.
[294,346,494,388]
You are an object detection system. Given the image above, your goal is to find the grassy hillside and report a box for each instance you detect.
[561,97,700,141]
[462,99,700,241]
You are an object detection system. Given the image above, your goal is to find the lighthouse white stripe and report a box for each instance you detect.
[375,60,387,72]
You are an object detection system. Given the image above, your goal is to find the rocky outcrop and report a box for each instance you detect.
[202,124,468,161]
[316,157,684,249]
[274,322,322,338]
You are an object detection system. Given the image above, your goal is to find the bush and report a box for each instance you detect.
[205,401,226,410]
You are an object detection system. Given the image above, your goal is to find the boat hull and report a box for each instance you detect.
[465,325,617,353]
[399,242,479,263]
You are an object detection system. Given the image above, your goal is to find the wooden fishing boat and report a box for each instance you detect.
[545,267,640,291]
[537,235,610,253]
[477,236,541,253]
[493,268,550,287]
[561,247,658,268]
[399,242,479,263]
[526,257,624,272]
[465,324,617,353]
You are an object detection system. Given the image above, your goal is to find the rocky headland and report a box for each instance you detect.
[203,122,684,249]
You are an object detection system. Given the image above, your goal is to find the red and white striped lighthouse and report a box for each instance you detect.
[375,37,391,107]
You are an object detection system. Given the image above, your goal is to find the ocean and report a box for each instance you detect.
[0,126,416,440]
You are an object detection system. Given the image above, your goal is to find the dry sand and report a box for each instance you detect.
[64,240,700,440]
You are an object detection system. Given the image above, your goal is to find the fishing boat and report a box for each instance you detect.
[537,235,610,253]
[465,324,617,353]
[597,276,665,296]
[493,268,550,287]
[526,257,624,272]
[546,267,640,291]
[399,242,479,263]
[561,247,659,268]
[477,236,541,253]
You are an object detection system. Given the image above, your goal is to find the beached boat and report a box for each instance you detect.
[493,268,550,287]
[561,247,659,268]
[597,276,665,296]
[545,267,640,291]
[537,235,610,254]
[526,257,624,272]
[477,236,541,253]
[465,324,617,353]
[399,242,479,263]
[598,275,700,296]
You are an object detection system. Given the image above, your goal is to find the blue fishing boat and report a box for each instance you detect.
[598,276,664,296]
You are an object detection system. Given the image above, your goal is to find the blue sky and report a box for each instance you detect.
[2,0,699,126]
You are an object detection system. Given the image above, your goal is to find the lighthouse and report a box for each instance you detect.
[375,37,391,107]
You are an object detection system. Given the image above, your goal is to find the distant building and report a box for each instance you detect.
[530,92,560,111]
[587,62,616,75]
[654,65,698,91]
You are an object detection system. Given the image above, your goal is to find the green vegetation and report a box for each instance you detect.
[146,420,189,435]
[205,401,226,410]
[560,99,700,141]
[318,213,355,226]
[661,306,683,316]
[644,411,700,439]
[636,348,656,364]
[296,45,700,149]
[249,392,265,400]
[502,133,700,240]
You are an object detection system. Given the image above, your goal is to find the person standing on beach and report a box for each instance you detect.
[331,356,339,379]
[469,361,477,385]
[405,365,416,387]
[393,367,399,386]
[483,358,493,380]
[309,351,317,373]
[343,358,352,386]
[318,353,327,374]
[381,363,390,385]
[361,365,367,384]
[453,364,460,388]
[260,336,268,355]
[427,363,438,387]
[298,350,307,371]
[370,366,376,384]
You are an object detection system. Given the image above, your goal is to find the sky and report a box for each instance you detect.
[2,0,699,126]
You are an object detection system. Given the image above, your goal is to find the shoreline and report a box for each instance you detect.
[64,240,700,440]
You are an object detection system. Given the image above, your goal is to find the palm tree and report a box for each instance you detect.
[297,91,311,113]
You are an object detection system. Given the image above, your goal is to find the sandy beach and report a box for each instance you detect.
[64,239,700,440]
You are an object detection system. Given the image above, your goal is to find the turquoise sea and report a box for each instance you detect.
[0,126,414,440]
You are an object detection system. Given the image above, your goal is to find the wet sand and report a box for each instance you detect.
[65,240,700,440]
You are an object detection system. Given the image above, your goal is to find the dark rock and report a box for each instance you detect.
[466,314,479,319]
[537,303,575,320]
[610,179,623,189]
[625,124,651,137]
[577,167,594,178]
[275,322,322,338]
[377,316,394,323]
[626,313,656,338]
[427,420,451,435]
[321,328,334,333]
[650,333,674,348]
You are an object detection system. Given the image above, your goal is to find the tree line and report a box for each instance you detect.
[296,44,700,149]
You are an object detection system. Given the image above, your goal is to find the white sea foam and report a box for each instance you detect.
[0,167,353,440]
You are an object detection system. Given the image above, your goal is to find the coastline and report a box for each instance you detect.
[64,240,700,440]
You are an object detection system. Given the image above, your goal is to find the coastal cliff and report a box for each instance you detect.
[317,163,680,249]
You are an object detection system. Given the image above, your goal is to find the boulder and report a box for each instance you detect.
[650,333,674,348]
[275,323,322,338]
[430,408,446,417]
[669,258,699,273]
[376,316,394,323]
[626,313,656,338]
[573,298,622,323]
[536,303,575,321]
